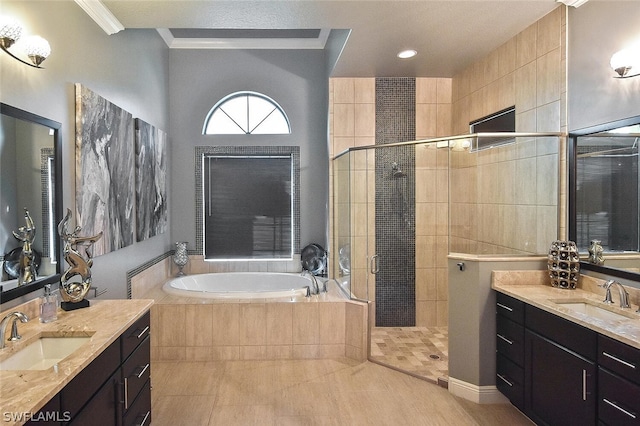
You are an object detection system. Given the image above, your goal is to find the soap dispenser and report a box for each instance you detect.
[40,284,59,323]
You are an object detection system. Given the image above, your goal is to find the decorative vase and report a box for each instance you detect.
[547,240,580,289]
[588,239,605,265]
[173,242,188,276]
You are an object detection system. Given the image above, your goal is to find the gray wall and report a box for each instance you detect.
[448,258,547,387]
[168,49,330,253]
[0,1,170,301]
[568,2,640,131]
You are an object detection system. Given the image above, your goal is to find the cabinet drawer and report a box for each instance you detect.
[122,336,151,411]
[123,380,151,426]
[599,367,640,426]
[496,292,525,324]
[62,338,120,419]
[496,353,524,411]
[496,315,524,366]
[598,335,640,386]
[121,311,150,361]
[525,304,597,361]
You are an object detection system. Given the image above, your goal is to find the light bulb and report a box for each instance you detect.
[0,16,23,49]
[611,42,640,78]
[397,49,417,59]
[21,35,50,66]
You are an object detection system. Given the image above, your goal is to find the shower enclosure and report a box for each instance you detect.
[332,133,563,330]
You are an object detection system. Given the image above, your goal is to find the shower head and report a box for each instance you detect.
[391,162,406,178]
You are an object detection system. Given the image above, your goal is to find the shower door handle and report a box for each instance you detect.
[370,254,380,274]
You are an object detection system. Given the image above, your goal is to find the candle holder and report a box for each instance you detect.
[173,242,189,276]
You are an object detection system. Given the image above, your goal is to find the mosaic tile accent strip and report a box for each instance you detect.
[41,148,54,259]
[194,146,300,257]
[375,78,416,327]
[126,251,171,299]
[370,326,449,385]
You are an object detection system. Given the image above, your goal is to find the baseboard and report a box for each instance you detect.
[448,377,510,404]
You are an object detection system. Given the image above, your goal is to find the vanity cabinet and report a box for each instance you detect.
[597,335,640,425]
[495,294,640,426]
[27,311,151,426]
[69,310,151,425]
[524,304,597,426]
[495,293,525,411]
[120,315,151,426]
[62,337,121,423]
[25,394,61,425]
[66,310,151,425]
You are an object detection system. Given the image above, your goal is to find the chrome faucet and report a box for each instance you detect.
[301,270,320,295]
[0,312,29,349]
[600,280,631,309]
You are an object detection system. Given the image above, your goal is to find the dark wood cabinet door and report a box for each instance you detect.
[68,368,121,426]
[525,330,596,426]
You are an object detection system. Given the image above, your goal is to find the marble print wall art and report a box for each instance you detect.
[135,118,167,241]
[75,84,135,256]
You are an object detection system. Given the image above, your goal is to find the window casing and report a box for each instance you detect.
[203,91,291,135]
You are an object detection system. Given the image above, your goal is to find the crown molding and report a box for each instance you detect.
[74,0,124,35]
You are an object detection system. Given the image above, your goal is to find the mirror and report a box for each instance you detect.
[0,103,62,303]
[569,114,640,281]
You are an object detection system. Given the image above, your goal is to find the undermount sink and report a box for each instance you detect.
[0,336,91,371]
[552,300,635,322]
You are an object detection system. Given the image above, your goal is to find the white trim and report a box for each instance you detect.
[556,0,589,8]
[448,377,511,405]
[74,0,124,35]
[157,28,330,50]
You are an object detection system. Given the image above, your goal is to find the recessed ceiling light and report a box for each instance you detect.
[397,49,417,59]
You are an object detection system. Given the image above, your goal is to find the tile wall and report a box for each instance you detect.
[150,300,368,362]
[329,77,452,327]
[450,6,567,255]
[414,79,452,327]
[329,6,564,326]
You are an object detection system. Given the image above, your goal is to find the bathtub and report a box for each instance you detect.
[162,272,314,299]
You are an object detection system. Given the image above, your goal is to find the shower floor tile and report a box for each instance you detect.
[370,326,448,385]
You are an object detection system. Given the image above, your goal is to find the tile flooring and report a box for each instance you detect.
[370,326,449,385]
[151,359,533,425]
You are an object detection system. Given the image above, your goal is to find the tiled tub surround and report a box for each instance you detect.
[0,298,153,422]
[136,275,369,363]
[492,270,640,349]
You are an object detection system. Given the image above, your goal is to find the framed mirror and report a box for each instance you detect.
[569,114,640,282]
[0,103,62,303]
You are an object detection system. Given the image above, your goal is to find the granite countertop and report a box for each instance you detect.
[492,270,640,350]
[0,299,153,423]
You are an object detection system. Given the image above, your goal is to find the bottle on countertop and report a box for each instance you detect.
[40,284,59,323]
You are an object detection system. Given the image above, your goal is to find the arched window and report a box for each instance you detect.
[203,91,291,135]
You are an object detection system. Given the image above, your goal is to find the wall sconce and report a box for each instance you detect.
[0,16,51,68]
[610,43,640,78]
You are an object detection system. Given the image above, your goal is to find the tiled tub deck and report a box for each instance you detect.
[132,263,368,363]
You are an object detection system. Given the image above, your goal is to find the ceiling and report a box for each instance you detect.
[94,0,566,77]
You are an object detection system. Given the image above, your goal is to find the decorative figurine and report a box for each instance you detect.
[13,208,37,286]
[58,208,103,311]
[588,239,605,265]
